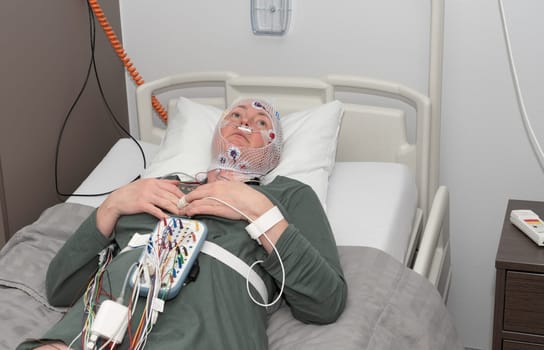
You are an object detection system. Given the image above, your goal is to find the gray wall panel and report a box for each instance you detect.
[0,0,128,242]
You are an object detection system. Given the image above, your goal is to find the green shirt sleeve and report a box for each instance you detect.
[45,210,113,306]
[260,178,347,324]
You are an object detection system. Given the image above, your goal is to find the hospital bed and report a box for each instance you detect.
[0,72,462,349]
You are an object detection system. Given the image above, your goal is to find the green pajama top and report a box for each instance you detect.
[18,176,347,350]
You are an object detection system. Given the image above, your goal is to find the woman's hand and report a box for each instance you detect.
[178,181,272,221]
[178,180,288,253]
[96,178,183,237]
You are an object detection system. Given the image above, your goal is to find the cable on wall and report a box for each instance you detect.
[55,3,145,198]
[499,0,544,172]
[87,0,169,123]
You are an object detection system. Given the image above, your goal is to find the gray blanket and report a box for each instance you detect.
[0,203,463,350]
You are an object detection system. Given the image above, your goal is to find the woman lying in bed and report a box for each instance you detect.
[18,99,347,350]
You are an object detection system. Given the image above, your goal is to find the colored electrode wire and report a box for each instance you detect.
[87,0,168,123]
[79,202,284,348]
[122,218,197,349]
[75,245,115,349]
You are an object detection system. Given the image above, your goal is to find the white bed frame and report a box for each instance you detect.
[133,0,449,298]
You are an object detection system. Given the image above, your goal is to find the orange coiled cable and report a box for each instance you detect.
[88,0,168,123]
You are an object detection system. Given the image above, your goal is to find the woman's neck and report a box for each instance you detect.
[207,169,259,184]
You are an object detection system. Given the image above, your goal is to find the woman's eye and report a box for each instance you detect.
[256,119,268,129]
[231,112,241,119]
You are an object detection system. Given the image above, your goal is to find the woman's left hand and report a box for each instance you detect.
[178,181,273,222]
[180,180,289,253]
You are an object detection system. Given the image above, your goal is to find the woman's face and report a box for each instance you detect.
[220,102,273,148]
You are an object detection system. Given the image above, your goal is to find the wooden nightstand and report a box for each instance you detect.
[493,199,544,350]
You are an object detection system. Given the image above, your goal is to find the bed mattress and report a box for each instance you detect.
[326,162,417,263]
[67,138,417,262]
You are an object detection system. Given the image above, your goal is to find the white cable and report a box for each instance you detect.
[205,196,254,222]
[120,238,163,349]
[118,263,137,304]
[129,264,143,315]
[499,0,544,171]
[205,196,286,307]
[68,330,83,349]
[97,338,114,350]
[246,233,286,308]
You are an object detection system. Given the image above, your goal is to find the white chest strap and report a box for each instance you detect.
[200,241,269,304]
[123,233,269,304]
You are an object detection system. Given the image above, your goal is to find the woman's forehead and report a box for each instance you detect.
[231,99,273,113]
[229,103,270,118]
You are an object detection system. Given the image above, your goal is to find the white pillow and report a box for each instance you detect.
[143,97,222,179]
[262,100,344,205]
[142,97,344,206]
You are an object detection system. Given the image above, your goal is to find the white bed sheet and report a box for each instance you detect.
[67,139,417,262]
[326,162,417,263]
[66,138,155,208]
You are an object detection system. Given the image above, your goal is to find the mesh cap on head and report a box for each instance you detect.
[208,98,282,180]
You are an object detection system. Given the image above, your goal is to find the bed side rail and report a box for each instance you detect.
[412,186,450,298]
[324,75,432,216]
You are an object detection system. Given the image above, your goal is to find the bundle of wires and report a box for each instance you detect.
[69,245,115,349]
[70,219,195,350]
[125,219,192,349]
[125,242,162,349]
[70,205,284,349]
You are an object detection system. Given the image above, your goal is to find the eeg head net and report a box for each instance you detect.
[209,98,282,180]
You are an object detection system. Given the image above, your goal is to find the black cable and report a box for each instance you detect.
[54,5,98,197]
[88,6,147,168]
[55,3,146,198]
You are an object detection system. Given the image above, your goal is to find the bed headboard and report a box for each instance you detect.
[135,72,433,217]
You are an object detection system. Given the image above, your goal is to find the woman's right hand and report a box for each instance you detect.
[96,178,183,237]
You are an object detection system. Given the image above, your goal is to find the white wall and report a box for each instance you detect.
[119,0,430,131]
[119,1,544,349]
[442,1,544,349]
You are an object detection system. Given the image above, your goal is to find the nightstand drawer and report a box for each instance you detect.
[504,340,544,350]
[504,271,544,334]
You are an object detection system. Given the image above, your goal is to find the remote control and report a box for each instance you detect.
[129,217,207,300]
[510,209,544,246]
